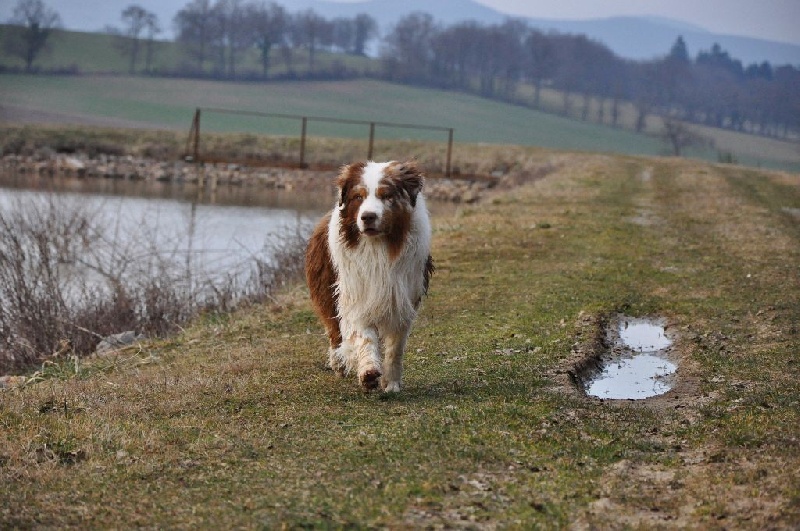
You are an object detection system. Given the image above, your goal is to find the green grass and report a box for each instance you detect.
[1,152,798,527]
[3,71,798,172]
[4,73,799,172]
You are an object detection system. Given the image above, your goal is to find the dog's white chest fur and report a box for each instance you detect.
[305,160,433,392]
[328,193,430,336]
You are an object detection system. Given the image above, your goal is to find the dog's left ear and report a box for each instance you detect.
[391,161,424,207]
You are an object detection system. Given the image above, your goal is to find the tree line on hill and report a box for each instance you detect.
[3,0,799,140]
[380,14,798,140]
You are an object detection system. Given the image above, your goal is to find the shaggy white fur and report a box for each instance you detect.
[326,162,432,392]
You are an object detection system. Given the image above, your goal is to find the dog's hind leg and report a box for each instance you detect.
[381,329,409,393]
[325,321,346,376]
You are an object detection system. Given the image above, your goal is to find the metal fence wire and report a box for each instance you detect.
[185,107,455,178]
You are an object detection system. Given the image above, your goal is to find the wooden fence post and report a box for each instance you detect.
[446,128,454,178]
[367,122,375,160]
[192,108,201,162]
[299,117,307,167]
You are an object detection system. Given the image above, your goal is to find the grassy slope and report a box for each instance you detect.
[3,72,799,172]
[0,74,656,150]
[3,73,799,172]
[1,152,798,527]
[0,26,372,75]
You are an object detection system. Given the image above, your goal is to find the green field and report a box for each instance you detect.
[3,73,799,171]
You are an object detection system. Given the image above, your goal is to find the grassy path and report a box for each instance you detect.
[1,154,798,528]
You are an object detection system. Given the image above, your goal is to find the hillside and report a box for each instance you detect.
[2,73,799,172]
[2,152,799,527]
[0,25,374,76]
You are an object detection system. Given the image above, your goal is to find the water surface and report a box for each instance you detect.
[585,317,677,400]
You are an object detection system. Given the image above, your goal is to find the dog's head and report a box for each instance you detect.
[336,161,424,247]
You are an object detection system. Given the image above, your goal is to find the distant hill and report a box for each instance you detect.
[524,16,800,65]
[1,0,799,65]
[297,0,800,65]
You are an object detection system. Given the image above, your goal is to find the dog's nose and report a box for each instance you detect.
[360,212,378,225]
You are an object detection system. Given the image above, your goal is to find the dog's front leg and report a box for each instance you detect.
[381,329,409,393]
[351,328,382,391]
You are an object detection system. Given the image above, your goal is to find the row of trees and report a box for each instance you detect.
[4,0,799,139]
[173,0,377,78]
[106,5,162,73]
[381,13,799,139]
[2,0,379,77]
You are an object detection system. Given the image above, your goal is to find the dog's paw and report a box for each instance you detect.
[383,381,401,393]
[327,348,348,377]
[327,360,347,377]
[359,369,382,391]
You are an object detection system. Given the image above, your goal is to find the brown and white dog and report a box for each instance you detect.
[305,161,433,392]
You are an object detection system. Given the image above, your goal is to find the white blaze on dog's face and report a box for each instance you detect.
[316,159,432,392]
[336,161,424,256]
[357,161,391,236]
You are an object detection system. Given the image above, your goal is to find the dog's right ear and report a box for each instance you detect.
[336,162,365,209]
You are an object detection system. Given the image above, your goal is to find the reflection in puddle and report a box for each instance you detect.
[619,320,671,352]
[585,317,677,400]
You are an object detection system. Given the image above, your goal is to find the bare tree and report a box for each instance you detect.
[524,30,557,109]
[330,17,353,54]
[294,9,328,71]
[143,12,161,72]
[431,22,476,88]
[249,1,287,78]
[660,118,713,156]
[174,0,213,72]
[215,0,251,78]
[3,0,61,72]
[382,12,438,82]
[207,0,228,74]
[352,13,377,57]
[119,5,155,73]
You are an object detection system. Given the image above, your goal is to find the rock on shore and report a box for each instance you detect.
[1,153,493,203]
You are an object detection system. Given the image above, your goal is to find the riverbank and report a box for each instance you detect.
[1,152,500,203]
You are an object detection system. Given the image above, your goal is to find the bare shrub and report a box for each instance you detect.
[0,195,308,374]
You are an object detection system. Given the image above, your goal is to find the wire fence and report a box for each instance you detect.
[185,107,455,177]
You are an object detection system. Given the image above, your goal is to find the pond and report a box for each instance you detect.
[0,173,331,284]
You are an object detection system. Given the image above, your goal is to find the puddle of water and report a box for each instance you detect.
[619,320,671,352]
[583,316,677,400]
[587,353,677,400]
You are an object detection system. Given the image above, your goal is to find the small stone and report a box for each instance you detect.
[95,331,145,356]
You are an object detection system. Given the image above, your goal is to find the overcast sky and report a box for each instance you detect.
[475,0,800,45]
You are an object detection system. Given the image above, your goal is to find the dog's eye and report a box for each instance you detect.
[377,187,396,201]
